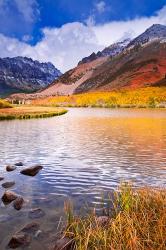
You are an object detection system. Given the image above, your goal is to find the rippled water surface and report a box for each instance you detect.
[0,108,166,249]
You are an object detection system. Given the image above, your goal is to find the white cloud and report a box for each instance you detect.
[0,5,166,72]
[92,6,166,46]
[95,1,106,14]
[0,22,103,72]
[85,15,96,26]
[85,1,108,26]
[14,0,39,23]
[22,35,33,42]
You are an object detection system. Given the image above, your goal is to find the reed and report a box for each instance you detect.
[63,184,166,250]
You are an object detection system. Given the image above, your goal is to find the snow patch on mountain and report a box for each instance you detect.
[78,38,131,65]
[127,24,166,48]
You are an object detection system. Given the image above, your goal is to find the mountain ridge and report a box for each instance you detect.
[40,24,166,96]
[7,24,166,100]
[78,38,131,65]
[127,24,166,48]
[0,56,61,96]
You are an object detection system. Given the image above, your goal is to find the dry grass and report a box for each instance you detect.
[0,106,67,120]
[0,99,13,109]
[32,87,166,108]
[63,184,166,250]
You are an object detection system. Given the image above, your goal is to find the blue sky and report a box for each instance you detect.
[0,0,166,71]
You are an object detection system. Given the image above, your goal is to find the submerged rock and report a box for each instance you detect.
[28,208,45,219]
[8,222,40,249]
[1,191,18,204]
[54,237,74,250]
[6,165,16,172]
[8,232,31,249]
[15,162,24,166]
[2,181,15,188]
[20,165,43,176]
[0,214,13,223]
[21,222,40,234]
[13,196,24,210]
[0,177,4,181]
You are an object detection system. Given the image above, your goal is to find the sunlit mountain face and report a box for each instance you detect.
[9,23,166,100]
[0,1,165,101]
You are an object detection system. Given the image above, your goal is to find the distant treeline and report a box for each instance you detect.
[32,87,166,108]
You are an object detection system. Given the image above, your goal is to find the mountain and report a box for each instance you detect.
[8,24,166,100]
[75,40,166,93]
[127,24,166,48]
[78,39,131,65]
[0,57,61,96]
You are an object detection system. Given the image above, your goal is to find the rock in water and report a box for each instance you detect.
[28,208,45,219]
[8,233,31,249]
[54,237,74,250]
[0,177,4,181]
[20,165,43,176]
[21,222,40,234]
[1,191,18,204]
[15,162,24,166]
[2,181,15,188]
[13,196,24,210]
[6,165,16,172]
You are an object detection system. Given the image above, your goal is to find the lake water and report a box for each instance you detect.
[0,108,166,249]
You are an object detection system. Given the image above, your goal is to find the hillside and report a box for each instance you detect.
[78,38,131,65]
[39,24,166,96]
[74,40,166,93]
[8,24,166,101]
[0,57,61,96]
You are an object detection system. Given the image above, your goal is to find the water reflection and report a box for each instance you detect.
[0,108,166,249]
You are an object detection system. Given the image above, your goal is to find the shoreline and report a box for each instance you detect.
[0,106,67,121]
[31,87,166,109]
[1,179,165,249]
[34,104,166,109]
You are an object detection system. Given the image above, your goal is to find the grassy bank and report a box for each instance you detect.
[32,87,166,108]
[0,99,13,109]
[0,106,67,120]
[63,184,166,250]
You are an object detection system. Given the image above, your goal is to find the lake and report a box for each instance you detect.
[0,108,166,249]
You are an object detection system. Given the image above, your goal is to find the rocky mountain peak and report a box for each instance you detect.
[127,24,166,47]
[78,38,131,65]
[0,56,62,96]
[146,24,166,33]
